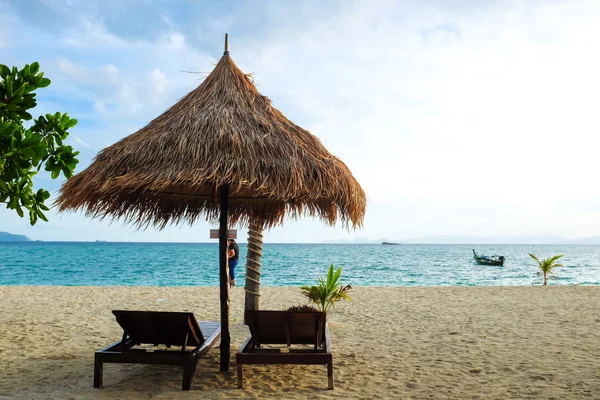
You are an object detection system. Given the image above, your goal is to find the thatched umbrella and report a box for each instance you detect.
[56,35,366,372]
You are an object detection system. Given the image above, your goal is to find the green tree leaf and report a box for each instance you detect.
[0,62,79,225]
[300,264,352,314]
[529,253,563,286]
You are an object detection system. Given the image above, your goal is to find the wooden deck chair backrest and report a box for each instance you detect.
[112,310,204,348]
[244,310,326,347]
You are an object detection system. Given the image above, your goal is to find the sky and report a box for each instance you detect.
[1,0,600,243]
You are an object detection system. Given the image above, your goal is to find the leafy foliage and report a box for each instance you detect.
[300,264,352,314]
[529,253,563,286]
[0,62,79,224]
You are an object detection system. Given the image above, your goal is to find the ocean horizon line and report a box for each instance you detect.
[2,242,598,286]
[1,282,598,288]
[4,240,600,245]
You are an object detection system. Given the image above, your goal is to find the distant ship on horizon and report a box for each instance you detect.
[381,241,400,245]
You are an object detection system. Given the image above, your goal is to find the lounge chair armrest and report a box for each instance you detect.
[237,336,254,354]
[192,324,222,356]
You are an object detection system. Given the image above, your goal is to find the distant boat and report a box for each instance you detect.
[96,240,108,243]
[382,242,400,245]
[472,249,504,266]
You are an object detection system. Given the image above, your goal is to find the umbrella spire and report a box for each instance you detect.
[224,33,229,56]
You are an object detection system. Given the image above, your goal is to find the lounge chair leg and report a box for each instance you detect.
[182,359,195,390]
[327,362,334,390]
[93,356,103,389]
[237,363,244,389]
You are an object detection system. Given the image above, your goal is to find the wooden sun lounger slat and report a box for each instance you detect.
[94,311,221,391]
[236,310,333,390]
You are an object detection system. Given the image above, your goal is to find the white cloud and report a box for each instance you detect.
[230,0,600,240]
[93,100,106,113]
[0,17,10,49]
[63,16,129,48]
[254,5,597,182]
[73,136,91,148]
[54,24,211,116]
[150,68,168,93]
[3,0,600,242]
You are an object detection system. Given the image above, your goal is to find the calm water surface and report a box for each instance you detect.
[1,242,600,286]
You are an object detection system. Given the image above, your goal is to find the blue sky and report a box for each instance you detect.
[2,0,600,242]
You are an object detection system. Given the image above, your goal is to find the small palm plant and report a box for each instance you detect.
[300,264,352,314]
[529,253,563,286]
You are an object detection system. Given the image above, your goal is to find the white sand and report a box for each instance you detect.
[1,286,600,399]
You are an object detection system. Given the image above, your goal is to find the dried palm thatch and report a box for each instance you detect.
[56,42,366,230]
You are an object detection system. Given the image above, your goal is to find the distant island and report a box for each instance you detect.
[405,235,600,245]
[0,232,32,242]
[381,242,400,245]
[324,235,600,245]
[323,237,402,244]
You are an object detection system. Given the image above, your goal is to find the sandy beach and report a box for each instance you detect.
[1,286,600,399]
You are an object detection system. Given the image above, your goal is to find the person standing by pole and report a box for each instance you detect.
[227,238,239,287]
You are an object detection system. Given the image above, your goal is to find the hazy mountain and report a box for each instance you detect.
[323,235,600,244]
[0,232,32,242]
[322,237,399,244]
[568,236,600,244]
[405,235,569,244]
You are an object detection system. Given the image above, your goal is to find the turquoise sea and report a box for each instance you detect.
[1,242,600,286]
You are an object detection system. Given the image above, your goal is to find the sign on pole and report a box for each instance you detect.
[210,229,237,239]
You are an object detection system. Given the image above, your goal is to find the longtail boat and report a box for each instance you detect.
[472,249,505,266]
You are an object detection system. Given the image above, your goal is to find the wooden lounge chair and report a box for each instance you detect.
[93,310,221,390]
[236,310,333,389]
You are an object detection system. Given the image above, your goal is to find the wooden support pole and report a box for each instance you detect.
[219,184,230,372]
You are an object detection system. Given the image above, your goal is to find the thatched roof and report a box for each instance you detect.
[56,43,366,230]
